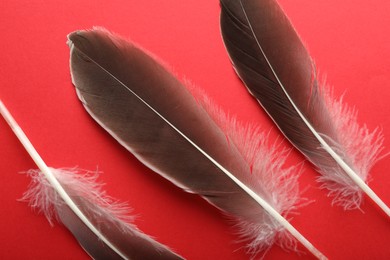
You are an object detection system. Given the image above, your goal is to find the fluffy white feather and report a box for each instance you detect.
[188,84,302,254]
[0,100,182,260]
[318,88,384,209]
[22,168,134,226]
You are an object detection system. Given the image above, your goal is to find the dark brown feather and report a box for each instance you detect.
[220,0,384,209]
[68,27,303,255]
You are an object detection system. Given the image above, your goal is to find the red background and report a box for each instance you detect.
[0,1,389,259]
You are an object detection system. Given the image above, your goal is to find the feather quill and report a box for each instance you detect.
[68,27,326,259]
[219,0,388,214]
[0,100,183,260]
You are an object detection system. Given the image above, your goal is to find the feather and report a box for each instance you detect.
[219,0,388,214]
[0,100,183,260]
[68,27,326,259]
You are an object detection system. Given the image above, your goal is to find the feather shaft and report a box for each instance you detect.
[127,85,325,258]
[0,100,183,259]
[126,91,326,259]
[68,28,327,259]
[250,26,389,215]
[0,100,127,258]
[220,0,388,214]
[73,56,324,257]
[254,41,389,215]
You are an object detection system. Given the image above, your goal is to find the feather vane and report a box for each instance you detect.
[219,0,388,214]
[68,28,326,258]
[0,100,182,260]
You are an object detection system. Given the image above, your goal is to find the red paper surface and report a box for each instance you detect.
[0,1,389,259]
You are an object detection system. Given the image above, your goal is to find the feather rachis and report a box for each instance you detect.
[0,100,183,260]
[68,28,326,258]
[22,168,183,260]
[220,0,387,213]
